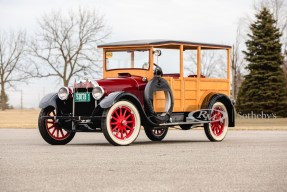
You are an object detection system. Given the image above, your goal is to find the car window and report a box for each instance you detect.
[184,49,227,78]
[106,50,149,70]
[154,48,180,74]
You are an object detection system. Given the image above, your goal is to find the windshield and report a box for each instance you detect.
[105,50,150,70]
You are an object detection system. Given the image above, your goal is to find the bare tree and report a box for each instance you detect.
[254,0,287,86]
[0,30,31,110]
[257,0,287,59]
[231,21,246,100]
[184,50,226,78]
[30,8,110,86]
[261,0,287,31]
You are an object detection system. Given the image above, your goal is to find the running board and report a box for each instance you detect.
[159,121,202,126]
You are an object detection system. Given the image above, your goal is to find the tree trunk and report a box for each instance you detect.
[63,79,68,87]
[1,82,6,111]
[232,68,236,100]
[231,47,236,100]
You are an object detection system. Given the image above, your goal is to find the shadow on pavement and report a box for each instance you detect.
[68,140,209,146]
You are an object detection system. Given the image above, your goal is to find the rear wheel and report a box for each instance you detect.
[204,102,228,142]
[38,106,75,145]
[144,127,168,141]
[101,101,141,146]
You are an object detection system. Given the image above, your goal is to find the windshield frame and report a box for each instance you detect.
[104,48,151,71]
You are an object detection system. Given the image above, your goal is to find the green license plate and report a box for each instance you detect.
[74,93,90,102]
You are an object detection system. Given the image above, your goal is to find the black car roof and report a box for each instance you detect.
[98,39,231,49]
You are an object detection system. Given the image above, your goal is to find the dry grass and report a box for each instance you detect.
[0,109,40,128]
[233,117,287,130]
[0,109,286,130]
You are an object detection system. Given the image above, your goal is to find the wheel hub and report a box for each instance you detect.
[121,120,127,126]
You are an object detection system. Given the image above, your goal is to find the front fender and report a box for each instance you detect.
[99,91,157,126]
[99,91,124,109]
[39,92,58,109]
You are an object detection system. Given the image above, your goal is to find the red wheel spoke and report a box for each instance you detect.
[48,125,55,129]
[120,130,124,139]
[123,108,127,117]
[45,109,70,140]
[209,106,227,137]
[60,129,65,137]
[115,110,120,118]
[112,116,119,121]
[112,126,119,132]
[126,125,133,130]
[125,114,131,119]
[109,105,136,140]
[51,128,56,135]
[153,128,165,136]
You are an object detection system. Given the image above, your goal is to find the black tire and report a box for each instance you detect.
[204,101,229,142]
[38,106,75,145]
[144,127,168,141]
[144,77,174,124]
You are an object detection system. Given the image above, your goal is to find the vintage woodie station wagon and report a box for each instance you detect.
[38,40,235,146]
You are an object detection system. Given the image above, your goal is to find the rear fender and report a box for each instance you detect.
[201,93,235,127]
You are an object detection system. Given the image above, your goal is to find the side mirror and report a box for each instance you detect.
[153,50,162,56]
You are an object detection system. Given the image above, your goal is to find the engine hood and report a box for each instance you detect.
[97,76,143,95]
[73,76,147,97]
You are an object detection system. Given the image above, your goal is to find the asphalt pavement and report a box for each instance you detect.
[0,129,286,192]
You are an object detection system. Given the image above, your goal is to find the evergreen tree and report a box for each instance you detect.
[236,7,287,117]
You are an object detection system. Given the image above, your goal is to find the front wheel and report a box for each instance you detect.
[144,127,168,141]
[38,106,75,145]
[101,101,141,146]
[204,102,229,142]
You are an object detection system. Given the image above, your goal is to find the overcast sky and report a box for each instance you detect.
[0,0,256,108]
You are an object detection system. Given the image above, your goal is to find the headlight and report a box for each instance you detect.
[58,87,69,100]
[92,86,104,100]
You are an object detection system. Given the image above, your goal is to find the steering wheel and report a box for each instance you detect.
[142,62,163,76]
[153,63,163,76]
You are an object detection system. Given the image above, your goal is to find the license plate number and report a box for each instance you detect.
[74,93,90,102]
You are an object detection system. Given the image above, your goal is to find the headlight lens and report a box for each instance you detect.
[92,86,104,100]
[58,87,69,100]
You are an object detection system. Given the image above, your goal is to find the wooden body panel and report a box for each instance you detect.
[102,40,231,113]
[154,77,229,112]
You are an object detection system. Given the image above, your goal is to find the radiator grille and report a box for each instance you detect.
[74,88,95,116]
